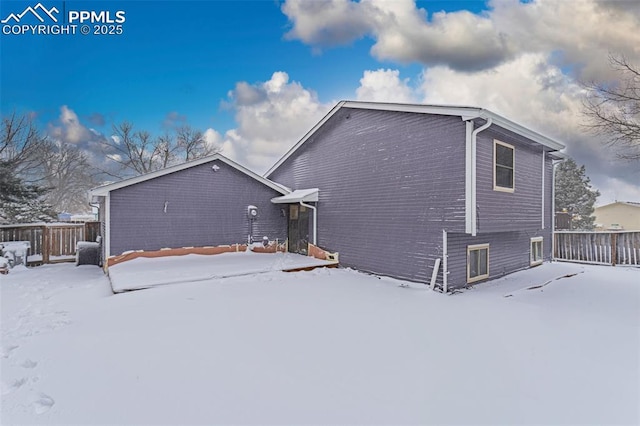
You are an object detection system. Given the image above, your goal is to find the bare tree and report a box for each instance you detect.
[583,55,640,160]
[41,142,97,214]
[0,112,51,182]
[1,113,57,223]
[104,122,219,178]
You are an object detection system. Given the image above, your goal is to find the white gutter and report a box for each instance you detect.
[469,117,493,236]
[299,201,317,245]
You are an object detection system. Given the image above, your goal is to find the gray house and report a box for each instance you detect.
[266,101,565,290]
[92,101,565,291]
[90,154,289,263]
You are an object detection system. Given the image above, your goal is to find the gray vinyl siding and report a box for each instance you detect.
[269,108,467,284]
[447,230,550,288]
[109,160,286,256]
[476,125,553,233]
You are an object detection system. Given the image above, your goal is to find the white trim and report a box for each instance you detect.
[265,101,565,178]
[467,243,490,283]
[105,193,111,259]
[91,153,289,197]
[465,121,473,234]
[345,101,565,150]
[271,188,319,203]
[442,230,448,293]
[493,140,515,193]
[541,150,545,229]
[530,236,544,266]
[299,201,317,245]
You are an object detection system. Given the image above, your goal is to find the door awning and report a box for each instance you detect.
[271,188,319,204]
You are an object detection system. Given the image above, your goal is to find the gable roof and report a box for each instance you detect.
[90,153,289,197]
[265,100,566,177]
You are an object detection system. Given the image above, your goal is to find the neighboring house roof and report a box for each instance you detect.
[595,201,640,209]
[90,153,289,197]
[265,100,566,177]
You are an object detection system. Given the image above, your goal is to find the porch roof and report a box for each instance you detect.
[270,188,319,204]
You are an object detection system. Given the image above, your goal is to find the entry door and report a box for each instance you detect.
[288,204,309,254]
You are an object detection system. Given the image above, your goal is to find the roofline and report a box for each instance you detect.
[265,100,565,176]
[90,153,289,196]
[595,201,640,209]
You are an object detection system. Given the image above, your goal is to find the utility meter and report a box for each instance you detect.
[247,205,258,219]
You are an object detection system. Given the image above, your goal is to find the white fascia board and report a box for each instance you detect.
[342,101,483,121]
[271,188,319,204]
[265,102,346,177]
[90,153,289,197]
[480,111,565,151]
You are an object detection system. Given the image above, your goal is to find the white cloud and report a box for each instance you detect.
[49,105,92,144]
[203,128,222,150]
[595,176,640,206]
[219,72,332,173]
[356,69,417,103]
[283,0,512,71]
[282,0,640,80]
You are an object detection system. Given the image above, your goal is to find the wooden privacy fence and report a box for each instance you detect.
[0,222,101,265]
[554,231,640,266]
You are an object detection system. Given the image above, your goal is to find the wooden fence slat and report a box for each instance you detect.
[554,231,639,266]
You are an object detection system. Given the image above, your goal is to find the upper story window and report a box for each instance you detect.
[494,140,515,192]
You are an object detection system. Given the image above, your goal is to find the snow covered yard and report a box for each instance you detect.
[108,251,335,292]
[1,262,638,425]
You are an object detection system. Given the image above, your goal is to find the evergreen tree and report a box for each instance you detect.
[0,160,56,224]
[555,158,600,230]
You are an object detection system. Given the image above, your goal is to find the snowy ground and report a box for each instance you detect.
[1,261,638,425]
[109,251,335,292]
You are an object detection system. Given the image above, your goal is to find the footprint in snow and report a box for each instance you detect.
[1,378,27,395]
[21,359,38,368]
[1,344,19,358]
[32,392,55,414]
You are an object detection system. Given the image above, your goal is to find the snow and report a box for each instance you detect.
[108,251,335,292]
[1,262,638,425]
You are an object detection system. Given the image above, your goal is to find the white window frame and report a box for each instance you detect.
[493,140,515,192]
[530,237,544,266]
[467,243,490,283]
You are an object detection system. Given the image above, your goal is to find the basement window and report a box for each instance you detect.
[494,140,515,192]
[467,244,489,283]
[531,237,543,266]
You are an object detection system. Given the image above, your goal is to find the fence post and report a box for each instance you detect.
[611,233,617,266]
[42,225,50,264]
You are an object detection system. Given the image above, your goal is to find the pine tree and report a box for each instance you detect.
[554,158,600,230]
[0,160,56,224]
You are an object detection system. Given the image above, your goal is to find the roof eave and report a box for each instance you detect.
[90,154,289,196]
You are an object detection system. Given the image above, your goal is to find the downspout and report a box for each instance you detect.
[299,201,317,245]
[105,193,111,265]
[470,117,493,236]
[442,229,448,293]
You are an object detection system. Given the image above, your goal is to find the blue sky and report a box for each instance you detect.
[1,0,639,203]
